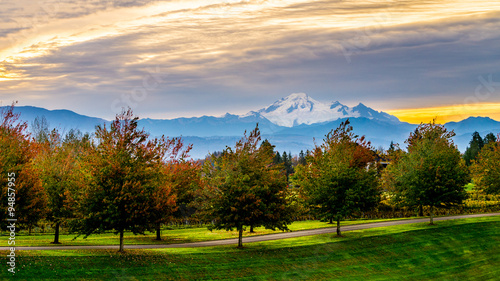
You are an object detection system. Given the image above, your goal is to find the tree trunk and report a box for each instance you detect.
[336,218,341,236]
[429,206,434,225]
[249,225,254,233]
[329,217,333,224]
[418,204,424,217]
[237,227,243,248]
[155,223,162,240]
[119,230,125,252]
[51,222,61,244]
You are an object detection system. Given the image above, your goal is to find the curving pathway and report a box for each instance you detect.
[3,213,499,251]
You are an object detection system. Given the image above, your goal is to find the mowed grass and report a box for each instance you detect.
[1,216,499,280]
[1,217,419,247]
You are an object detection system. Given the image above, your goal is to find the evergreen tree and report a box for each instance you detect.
[463,131,484,165]
[274,151,282,165]
[298,150,307,165]
[483,133,497,146]
[282,151,294,179]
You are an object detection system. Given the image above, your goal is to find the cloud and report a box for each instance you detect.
[1,0,500,120]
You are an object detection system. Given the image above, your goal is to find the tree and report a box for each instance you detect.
[282,151,294,179]
[463,131,484,165]
[383,121,469,224]
[274,151,282,165]
[203,125,293,248]
[0,103,48,232]
[70,109,177,252]
[35,128,90,244]
[471,134,500,194]
[292,120,380,236]
[31,116,50,143]
[164,159,203,227]
[298,150,307,165]
[151,139,193,241]
[483,133,497,146]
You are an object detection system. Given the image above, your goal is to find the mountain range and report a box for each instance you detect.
[4,93,500,159]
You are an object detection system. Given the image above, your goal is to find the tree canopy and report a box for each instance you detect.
[0,103,47,232]
[292,119,380,236]
[471,134,500,194]
[203,125,293,247]
[69,108,178,252]
[383,121,469,224]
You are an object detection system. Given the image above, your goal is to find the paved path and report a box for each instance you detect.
[3,213,499,251]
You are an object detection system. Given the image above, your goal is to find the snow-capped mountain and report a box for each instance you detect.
[245,93,399,127]
[6,94,499,158]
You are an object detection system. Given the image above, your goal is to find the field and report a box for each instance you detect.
[1,215,499,280]
[1,217,418,247]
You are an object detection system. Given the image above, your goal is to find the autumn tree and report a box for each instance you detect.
[383,121,469,224]
[203,125,293,248]
[151,139,194,241]
[70,109,177,252]
[164,159,203,227]
[0,103,47,232]
[292,120,380,236]
[35,128,91,244]
[471,134,500,194]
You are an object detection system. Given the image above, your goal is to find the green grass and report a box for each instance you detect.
[2,216,499,280]
[1,217,419,247]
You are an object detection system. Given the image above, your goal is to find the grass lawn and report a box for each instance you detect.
[0,217,419,247]
[1,216,499,280]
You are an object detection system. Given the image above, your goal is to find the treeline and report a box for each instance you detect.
[1,104,500,251]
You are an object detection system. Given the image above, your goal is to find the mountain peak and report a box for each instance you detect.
[286,92,309,100]
[248,93,399,127]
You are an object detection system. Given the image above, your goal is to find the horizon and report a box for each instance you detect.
[1,1,500,123]
[4,98,500,126]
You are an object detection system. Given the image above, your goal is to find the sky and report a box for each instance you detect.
[1,0,500,124]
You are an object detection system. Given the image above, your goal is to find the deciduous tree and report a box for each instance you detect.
[471,134,500,194]
[292,119,380,236]
[70,109,177,252]
[384,121,469,224]
[35,129,90,244]
[0,103,47,232]
[203,125,293,248]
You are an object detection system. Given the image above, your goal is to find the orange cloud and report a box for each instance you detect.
[386,103,500,124]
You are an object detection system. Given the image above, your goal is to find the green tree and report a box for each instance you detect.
[463,131,484,165]
[298,150,307,165]
[274,151,282,165]
[471,134,500,194]
[70,109,177,252]
[203,125,293,248]
[0,103,47,232]
[282,151,294,179]
[384,121,469,224]
[292,120,380,236]
[35,128,91,244]
[483,133,497,146]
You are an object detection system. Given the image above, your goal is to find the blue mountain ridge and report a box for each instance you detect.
[3,106,500,159]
